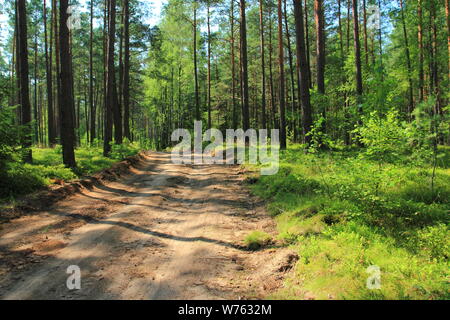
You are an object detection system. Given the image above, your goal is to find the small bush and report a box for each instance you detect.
[256,166,320,199]
[29,164,77,182]
[248,144,449,300]
[416,224,449,261]
[356,111,410,163]
[110,140,141,160]
[244,231,273,250]
[0,163,48,197]
[1,143,143,200]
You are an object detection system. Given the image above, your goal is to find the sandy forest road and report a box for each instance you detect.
[0,152,295,300]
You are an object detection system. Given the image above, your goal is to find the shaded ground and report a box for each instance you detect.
[0,152,295,300]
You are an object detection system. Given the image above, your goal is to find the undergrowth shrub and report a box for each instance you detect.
[110,140,141,160]
[1,163,48,196]
[256,166,320,200]
[244,231,273,250]
[1,140,143,200]
[249,141,449,300]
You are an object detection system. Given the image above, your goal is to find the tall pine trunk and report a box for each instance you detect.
[399,0,414,116]
[44,0,56,146]
[418,0,424,102]
[33,30,38,144]
[207,2,212,129]
[362,0,369,65]
[123,0,131,140]
[352,0,363,116]
[259,0,267,129]
[193,2,200,121]
[268,8,276,130]
[110,0,122,145]
[304,0,311,88]
[314,0,325,94]
[53,0,61,140]
[59,0,77,168]
[240,0,250,131]
[284,0,298,141]
[104,0,115,155]
[16,0,32,163]
[293,0,313,146]
[278,0,287,150]
[230,0,237,129]
[89,0,96,144]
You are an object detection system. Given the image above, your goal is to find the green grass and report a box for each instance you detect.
[248,145,449,300]
[244,231,273,250]
[0,142,142,201]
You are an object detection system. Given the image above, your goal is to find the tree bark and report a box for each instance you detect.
[15,14,21,122]
[337,0,344,67]
[352,0,363,113]
[230,0,237,129]
[377,0,383,74]
[284,0,298,141]
[53,0,61,140]
[44,0,56,147]
[59,0,77,168]
[259,0,267,129]
[278,0,287,150]
[112,0,122,145]
[293,0,313,146]
[418,0,424,102]
[193,1,200,121]
[104,0,116,155]
[16,0,32,163]
[314,0,325,94]
[34,23,39,144]
[399,0,414,116]
[89,0,96,144]
[304,0,312,88]
[103,0,108,144]
[110,0,122,145]
[240,0,250,131]
[123,0,131,140]
[430,0,441,115]
[268,7,276,130]
[207,2,212,129]
[346,0,350,53]
[362,0,369,66]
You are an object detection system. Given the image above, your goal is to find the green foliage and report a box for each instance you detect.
[1,162,76,197]
[0,106,22,169]
[1,162,48,197]
[110,140,141,160]
[244,231,273,251]
[415,224,449,261]
[254,167,321,201]
[355,111,410,163]
[307,117,335,152]
[249,144,449,300]
[0,106,32,197]
[1,142,142,200]
[274,222,449,300]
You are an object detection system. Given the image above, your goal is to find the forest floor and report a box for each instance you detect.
[0,152,297,300]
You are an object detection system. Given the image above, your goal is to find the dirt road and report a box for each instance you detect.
[0,152,294,300]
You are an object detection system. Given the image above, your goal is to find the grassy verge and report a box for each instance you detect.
[0,142,142,203]
[248,145,449,300]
